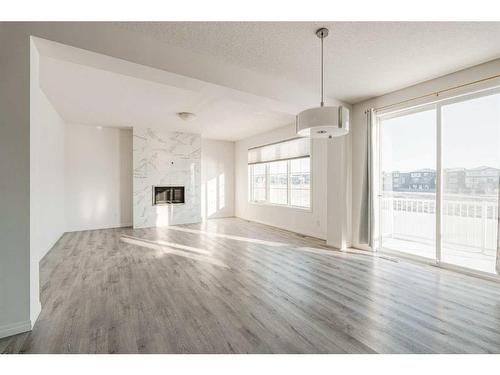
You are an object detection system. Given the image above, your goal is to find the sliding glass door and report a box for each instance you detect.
[441,92,500,273]
[379,107,437,259]
[378,88,500,275]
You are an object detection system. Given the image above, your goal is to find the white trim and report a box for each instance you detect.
[375,115,381,251]
[378,247,500,283]
[351,243,372,252]
[0,320,31,339]
[376,83,500,118]
[438,261,500,283]
[435,103,442,263]
[375,86,500,280]
[237,216,328,242]
[65,223,132,233]
[353,243,500,283]
[440,85,500,107]
[379,247,436,265]
[30,300,41,328]
[248,155,312,211]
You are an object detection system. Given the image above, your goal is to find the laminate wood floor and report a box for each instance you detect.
[2,218,500,353]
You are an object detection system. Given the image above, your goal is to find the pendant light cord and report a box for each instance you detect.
[320,34,324,107]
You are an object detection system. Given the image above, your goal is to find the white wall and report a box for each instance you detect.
[326,134,352,250]
[235,124,329,239]
[28,40,66,332]
[65,124,133,232]
[201,139,235,220]
[351,58,500,249]
[66,128,232,231]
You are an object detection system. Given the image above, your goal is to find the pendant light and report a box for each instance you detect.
[296,28,349,138]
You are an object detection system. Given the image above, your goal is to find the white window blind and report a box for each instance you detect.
[248,137,310,165]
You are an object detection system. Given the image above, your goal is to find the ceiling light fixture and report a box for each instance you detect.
[296,28,349,139]
[176,112,197,121]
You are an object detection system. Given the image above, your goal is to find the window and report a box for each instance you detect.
[290,158,311,207]
[440,91,500,273]
[249,157,311,208]
[248,137,311,209]
[250,163,266,202]
[269,160,288,205]
[377,88,500,275]
[379,107,437,260]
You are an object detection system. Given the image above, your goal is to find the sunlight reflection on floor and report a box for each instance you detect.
[163,225,289,247]
[121,235,229,268]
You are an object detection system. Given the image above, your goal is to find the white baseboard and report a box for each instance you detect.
[30,300,41,329]
[66,222,132,233]
[235,215,355,249]
[351,243,372,252]
[236,215,327,241]
[0,320,31,339]
[203,213,235,221]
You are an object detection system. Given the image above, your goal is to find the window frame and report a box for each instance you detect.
[375,85,500,281]
[249,163,267,203]
[248,155,312,211]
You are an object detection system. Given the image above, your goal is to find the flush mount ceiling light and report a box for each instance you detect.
[176,112,197,121]
[296,28,349,139]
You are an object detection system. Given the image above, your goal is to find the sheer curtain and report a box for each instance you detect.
[359,109,378,249]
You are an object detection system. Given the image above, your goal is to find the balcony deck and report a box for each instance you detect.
[381,192,498,274]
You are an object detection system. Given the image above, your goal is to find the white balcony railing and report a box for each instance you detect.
[381,192,498,257]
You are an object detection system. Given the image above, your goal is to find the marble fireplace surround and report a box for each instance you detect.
[133,128,201,228]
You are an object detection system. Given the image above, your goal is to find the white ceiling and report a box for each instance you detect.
[39,55,295,141]
[115,22,500,103]
[35,22,500,142]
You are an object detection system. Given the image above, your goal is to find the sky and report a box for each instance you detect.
[380,92,500,173]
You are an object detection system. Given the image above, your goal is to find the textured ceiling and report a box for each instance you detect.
[39,56,294,141]
[114,22,500,103]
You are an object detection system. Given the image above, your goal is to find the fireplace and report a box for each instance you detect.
[153,186,185,205]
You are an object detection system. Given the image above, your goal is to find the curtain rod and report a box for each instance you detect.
[367,73,500,113]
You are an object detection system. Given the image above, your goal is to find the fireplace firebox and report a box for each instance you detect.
[153,186,185,205]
